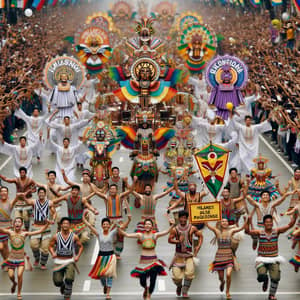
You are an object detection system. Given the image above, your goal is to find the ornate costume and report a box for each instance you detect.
[206,55,248,120]
[75,23,113,75]
[131,234,167,278]
[89,228,117,280]
[177,23,217,74]
[2,232,25,269]
[209,237,234,272]
[83,120,120,185]
[248,156,279,202]
[44,56,85,119]
[170,223,195,292]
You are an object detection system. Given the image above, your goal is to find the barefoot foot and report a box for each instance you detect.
[11,282,17,294]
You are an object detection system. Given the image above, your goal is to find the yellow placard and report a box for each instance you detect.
[189,202,221,224]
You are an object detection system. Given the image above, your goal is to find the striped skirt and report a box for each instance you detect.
[289,250,300,267]
[0,233,8,242]
[131,255,167,278]
[70,222,87,235]
[210,243,234,272]
[2,259,25,269]
[89,251,117,279]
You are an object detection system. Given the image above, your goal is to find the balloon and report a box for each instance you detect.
[271,19,281,30]
[226,102,233,111]
[281,12,289,22]
[24,9,33,18]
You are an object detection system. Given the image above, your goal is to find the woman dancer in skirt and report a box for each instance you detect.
[83,212,130,299]
[206,218,247,300]
[119,218,175,300]
[0,217,49,300]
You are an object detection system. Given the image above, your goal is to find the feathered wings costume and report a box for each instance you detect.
[109,66,184,104]
[116,126,176,150]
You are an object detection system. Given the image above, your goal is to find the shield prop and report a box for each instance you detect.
[194,143,230,199]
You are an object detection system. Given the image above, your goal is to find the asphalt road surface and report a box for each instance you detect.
[0,134,299,300]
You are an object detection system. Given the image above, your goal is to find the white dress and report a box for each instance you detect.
[0,140,41,177]
[48,85,79,119]
[231,118,271,174]
[48,139,86,185]
[14,108,48,158]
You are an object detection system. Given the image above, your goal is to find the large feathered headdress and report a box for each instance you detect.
[135,18,155,36]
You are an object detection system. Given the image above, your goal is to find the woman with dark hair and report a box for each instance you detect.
[206,217,247,300]
[118,217,175,300]
[83,213,131,300]
[0,217,49,300]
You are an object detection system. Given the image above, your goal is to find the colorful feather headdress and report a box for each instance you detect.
[135,18,155,36]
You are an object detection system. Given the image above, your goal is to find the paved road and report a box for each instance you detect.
[0,135,299,300]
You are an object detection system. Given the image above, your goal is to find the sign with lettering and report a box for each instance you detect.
[205,55,248,89]
[43,55,85,89]
[189,202,221,223]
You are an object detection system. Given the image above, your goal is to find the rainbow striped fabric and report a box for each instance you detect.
[32,0,46,10]
[293,0,300,12]
[272,0,282,6]
[258,230,278,257]
[249,0,261,7]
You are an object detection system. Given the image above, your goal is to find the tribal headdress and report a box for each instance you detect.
[135,18,155,36]
[253,154,269,166]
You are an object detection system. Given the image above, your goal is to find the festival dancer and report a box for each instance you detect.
[94,182,132,257]
[35,170,71,226]
[14,107,48,161]
[104,167,130,194]
[226,168,248,221]
[290,227,300,272]
[245,214,296,300]
[78,74,99,112]
[118,218,175,300]
[192,115,227,147]
[248,155,280,202]
[0,134,42,177]
[246,190,295,250]
[229,113,272,174]
[160,156,196,219]
[75,101,94,121]
[132,181,174,233]
[49,217,83,300]
[74,102,94,167]
[206,217,247,300]
[168,181,207,226]
[36,170,71,201]
[168,211,203,298]
[0,217,49,300]
[83,213,131,299]
[46,112,94,147]
[94,183,131,222]
[47,133,86,185]
[0,186,13,265]
[284,167,300,208]
[62,169,99,227]
[103,167,132,257]
[218,186,245,269]
[0,167,36,231]
[15,187,56,269]
[52,186,98,244]
[48,73,79,119]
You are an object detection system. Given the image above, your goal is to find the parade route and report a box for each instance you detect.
[0,137,299,300]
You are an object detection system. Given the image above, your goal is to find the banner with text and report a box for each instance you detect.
[189,202,221,224]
